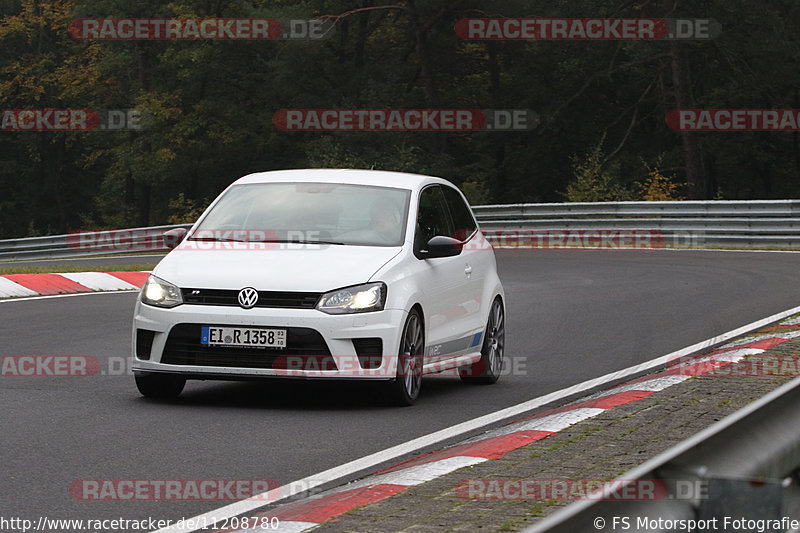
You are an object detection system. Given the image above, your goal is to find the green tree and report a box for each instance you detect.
[564,140,633,202]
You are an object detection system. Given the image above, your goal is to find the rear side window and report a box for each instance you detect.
[416,185,454,243]
[441,185,477,241]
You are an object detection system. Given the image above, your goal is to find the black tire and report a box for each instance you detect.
[386,309,424,406]
[460,297,505,384]
[135,372,186,399]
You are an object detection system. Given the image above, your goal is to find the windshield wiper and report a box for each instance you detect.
[188,236,250,242]
[271,239,345,245]
[189,237,345,245]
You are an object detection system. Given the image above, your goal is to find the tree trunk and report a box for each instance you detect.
[137,45,152,226]
[664,0,706,198]
[406,0,439,108]
[488,43,507,202]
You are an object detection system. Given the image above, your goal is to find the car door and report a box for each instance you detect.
[414,185,478,363]
[440,184,486,352]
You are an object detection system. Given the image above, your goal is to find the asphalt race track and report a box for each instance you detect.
[2,249,800,528]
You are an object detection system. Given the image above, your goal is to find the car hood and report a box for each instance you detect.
[153,243,402,292]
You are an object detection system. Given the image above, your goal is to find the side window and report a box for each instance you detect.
[441,185,477,241]
[416,186,454,244]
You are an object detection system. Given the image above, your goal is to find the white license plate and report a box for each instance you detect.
[200,326,286,348]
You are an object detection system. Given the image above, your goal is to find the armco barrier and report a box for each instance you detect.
[474,199,800,249]
[0,224,192,262]
[1,200,799,261]
[525,375,800,532]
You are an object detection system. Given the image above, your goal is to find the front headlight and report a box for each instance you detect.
[140,275,183,308]
[316,282,386,314]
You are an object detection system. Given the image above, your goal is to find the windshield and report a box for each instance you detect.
[191,182,411,247]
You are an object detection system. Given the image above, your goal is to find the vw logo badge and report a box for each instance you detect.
[238,287,259,309]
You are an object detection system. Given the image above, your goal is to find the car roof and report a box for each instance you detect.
[234,168,452,191]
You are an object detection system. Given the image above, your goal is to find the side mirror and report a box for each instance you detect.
[420,235,463,259]
[163,228,187,250]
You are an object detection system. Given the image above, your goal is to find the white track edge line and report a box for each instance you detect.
[153,303,800,533]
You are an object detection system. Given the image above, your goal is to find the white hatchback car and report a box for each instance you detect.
[132,169,505,405]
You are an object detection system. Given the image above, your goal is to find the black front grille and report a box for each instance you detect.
[160,323,335,370]
[181,288,321,309]
[353,338,383,369]
[135,329,156,360]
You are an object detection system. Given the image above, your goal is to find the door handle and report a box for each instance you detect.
[464,264,473,277]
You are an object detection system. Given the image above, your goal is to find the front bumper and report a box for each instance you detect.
[131,300,407,380]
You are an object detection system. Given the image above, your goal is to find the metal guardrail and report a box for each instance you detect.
[525,375,800,532]
[1,200,799,261]
[473,199,800,219]
[474,199,800,249]
[0,224,191,262]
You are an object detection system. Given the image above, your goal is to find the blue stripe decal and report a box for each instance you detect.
[426,332,483,356]
[471,332,482,347]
